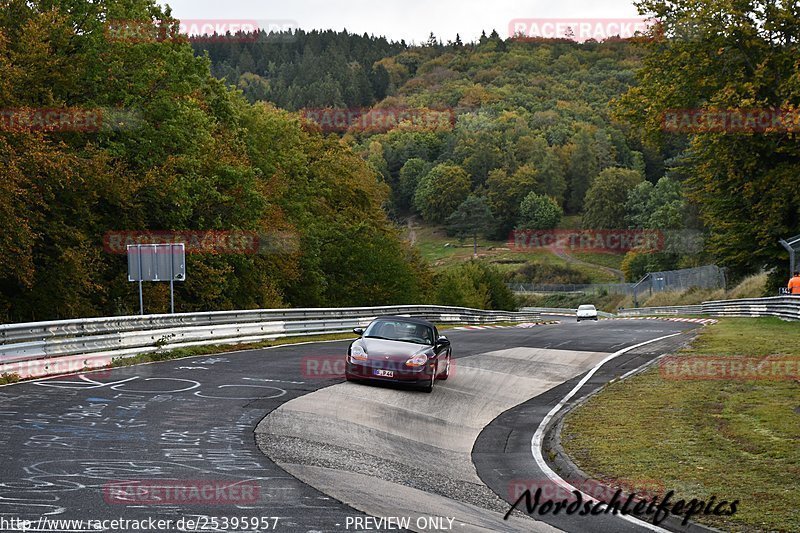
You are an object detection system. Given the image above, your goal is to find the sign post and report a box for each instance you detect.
[779,235,800,276]
[138,247,144,315]
[127,243,186,315]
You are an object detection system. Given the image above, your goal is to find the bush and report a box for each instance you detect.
[517,193,562,230]
[505,261,592,285]
[434,261,517,310]
[727,273,768,299]
[0,373,20,385]
[621,251,680,282]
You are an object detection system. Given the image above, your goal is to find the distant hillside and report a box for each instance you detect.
[193,29,407,109]
[199,31,704,280]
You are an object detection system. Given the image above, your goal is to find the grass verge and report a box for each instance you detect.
[561,318,800,532]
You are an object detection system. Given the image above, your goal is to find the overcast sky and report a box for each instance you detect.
[158,0,642,44]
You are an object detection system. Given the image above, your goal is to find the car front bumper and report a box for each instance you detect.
[345,359,434,385]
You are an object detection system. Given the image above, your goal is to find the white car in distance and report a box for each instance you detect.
[576,305,599,322]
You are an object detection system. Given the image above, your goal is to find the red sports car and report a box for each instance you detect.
[345,316,452,392]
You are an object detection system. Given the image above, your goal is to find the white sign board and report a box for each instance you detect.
[127,244,186,282]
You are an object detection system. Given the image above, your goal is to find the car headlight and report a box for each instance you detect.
[350,345,368,361]
[405,353,428,368]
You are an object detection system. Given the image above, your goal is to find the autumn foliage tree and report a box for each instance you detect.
[413,163,471,223]
[0,0,430,322]
[618,0,800,283]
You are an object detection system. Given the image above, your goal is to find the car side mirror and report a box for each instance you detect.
[353,328,365,336]
[436,336,450,348]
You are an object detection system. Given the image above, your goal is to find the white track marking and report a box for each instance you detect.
[530,333,682,533]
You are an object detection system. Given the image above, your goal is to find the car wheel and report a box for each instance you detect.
[439,355,451,381]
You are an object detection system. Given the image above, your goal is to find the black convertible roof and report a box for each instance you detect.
[375,315,436,328]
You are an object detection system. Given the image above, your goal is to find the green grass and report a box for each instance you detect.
[569,251,625,271]
[413,225,479,265]
[638,288,726,307]
[412,224,619,283]
[561,318,800,532]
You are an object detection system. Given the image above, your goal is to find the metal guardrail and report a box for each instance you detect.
[521,307,615,318]
[702,296,800,320]
[619,296,800,320]
[618,305,704,316]
[7,296,795,381]
[0,306,542,380]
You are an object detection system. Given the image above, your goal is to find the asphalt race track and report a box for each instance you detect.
[0,318,701,533]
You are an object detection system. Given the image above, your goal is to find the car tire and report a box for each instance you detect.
[421,370,435,393]
[438,355,451,381]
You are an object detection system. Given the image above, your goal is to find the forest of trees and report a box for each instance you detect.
[204,2,799,289]
[0,0,438,322]
[1,0,798,321]
[195,29,406,109]
[204,25,700,280]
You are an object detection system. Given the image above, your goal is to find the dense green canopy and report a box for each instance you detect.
[0,0,429,322]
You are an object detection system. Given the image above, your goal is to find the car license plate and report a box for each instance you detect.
[374,369,394,378]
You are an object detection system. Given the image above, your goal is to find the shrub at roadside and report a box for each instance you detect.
[505,262,592,285]
[433,261,517,310]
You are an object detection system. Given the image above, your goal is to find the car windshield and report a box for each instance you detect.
[364,320,434,345]
[579,306,596,311]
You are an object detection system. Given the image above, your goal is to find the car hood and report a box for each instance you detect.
[356,338,432,361]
